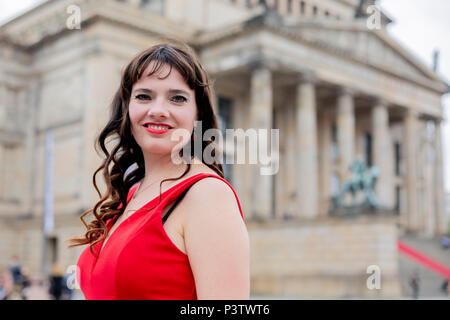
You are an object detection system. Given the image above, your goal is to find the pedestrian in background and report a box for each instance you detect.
[22,274,51,300]
[20,267,31,299]
[7,256,23,287]
[441,278,448,294]
[441,236,449,249]
[0,268,13,299]
[409,271,420,299]
[49,263,64,300]
[447,277,450,297]
[62,272,73,300]
[0,270,6,300]
[7,256,25,299]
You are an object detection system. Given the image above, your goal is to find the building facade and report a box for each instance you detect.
[0,0,448,297]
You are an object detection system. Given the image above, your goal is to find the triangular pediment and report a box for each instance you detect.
[288,23,441,84]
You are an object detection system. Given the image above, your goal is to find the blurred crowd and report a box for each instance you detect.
[0,256,74,300]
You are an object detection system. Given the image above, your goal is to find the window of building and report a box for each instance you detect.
[43,236,58,273]
[395,186,401,213]
[395,142,401,176]
[331,172,340,197]
[273,0,279,11]
[332,123,338,161]
[300,0,305,15]
[218,96,234,182]
[364,133,372,167]
[287,0,293,13]
[313,5,318,16]
[141,0,164,14]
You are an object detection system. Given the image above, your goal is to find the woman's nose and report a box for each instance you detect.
[147,98,169,118]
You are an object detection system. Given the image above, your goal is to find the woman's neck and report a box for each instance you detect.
[141,154,203,187]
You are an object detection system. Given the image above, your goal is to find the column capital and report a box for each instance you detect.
[369,96,390,108]
[336,86,357,97]
[405,108,420,118]
[248,58,276,73]
[296,71,318,85]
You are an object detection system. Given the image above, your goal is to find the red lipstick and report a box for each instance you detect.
[143,122,172,135]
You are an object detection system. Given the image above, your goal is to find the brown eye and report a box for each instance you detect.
[172,95,187,103]
[136,94,151,101]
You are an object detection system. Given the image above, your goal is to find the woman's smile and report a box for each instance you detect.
[143,122,173,134]
[144,126,171,135]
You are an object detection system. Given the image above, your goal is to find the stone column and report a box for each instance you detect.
[248,62,273,220]
[372,99,395,209]
[0,83,5,201]
[230,96,250,218]
[284,95,298,218]
[295,74,319,218]
[337,87,355,183]
[278,0,288,14]
[292,0,301,15]
[81,54,121,211]
[0,83,6,126]
[22,86,36,216]
[434,120,446,235]
[423,136,435,237]
[318,109,333,217]
[0,142,3,200]
[272,88,286,219]
[210,86,219,117]
[404,109,419,232]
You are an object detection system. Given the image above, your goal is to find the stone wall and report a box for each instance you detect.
[248,215,402,298]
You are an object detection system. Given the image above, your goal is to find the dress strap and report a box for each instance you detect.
[162,184,195,224]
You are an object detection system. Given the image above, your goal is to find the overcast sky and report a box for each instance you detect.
[1,0,450,191]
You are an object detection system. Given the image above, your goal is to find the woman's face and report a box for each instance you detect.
[129,62,197,157]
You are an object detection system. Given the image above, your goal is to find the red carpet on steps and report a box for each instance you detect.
[397,240,450,279]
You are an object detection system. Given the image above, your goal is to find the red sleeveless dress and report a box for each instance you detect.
[76,173,244,300]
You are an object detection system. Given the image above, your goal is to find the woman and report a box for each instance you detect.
[68,42,249,300]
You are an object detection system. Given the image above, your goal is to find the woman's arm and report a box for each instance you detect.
[183,177,250,300]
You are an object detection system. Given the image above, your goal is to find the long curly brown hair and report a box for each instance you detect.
[67,42,224,256]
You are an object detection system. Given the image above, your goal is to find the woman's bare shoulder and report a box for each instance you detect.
[180,165,249,300]
[184,173,239,217]
[187,161,222,178]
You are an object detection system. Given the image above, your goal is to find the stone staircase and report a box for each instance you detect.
[398,235,450,299]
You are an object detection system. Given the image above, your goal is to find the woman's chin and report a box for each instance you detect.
[140,142,176,156]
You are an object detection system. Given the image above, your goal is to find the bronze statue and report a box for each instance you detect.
[259,0,269,10]
[333,158,382,212]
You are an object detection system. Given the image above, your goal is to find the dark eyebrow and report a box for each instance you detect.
[133,88,191,97]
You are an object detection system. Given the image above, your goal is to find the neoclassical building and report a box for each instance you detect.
[0,0,448,298]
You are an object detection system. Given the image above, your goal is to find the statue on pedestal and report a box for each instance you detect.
[331,158,391,216]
